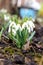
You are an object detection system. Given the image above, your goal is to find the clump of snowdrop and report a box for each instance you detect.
[8,19,35,48]
[8,20,35,36]
[0,10,35,49]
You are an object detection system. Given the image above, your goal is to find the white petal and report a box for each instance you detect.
[27,27,31,33]
[22,22,27,30]
[8,22,17,34]
[27,21,35,28]
[12,29,16,35]
[9,22,17,28]
[8,27,10,33]
[16,24,21,30]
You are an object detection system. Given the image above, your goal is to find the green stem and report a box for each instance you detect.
[29,31,35,41]
[0,27,4,40]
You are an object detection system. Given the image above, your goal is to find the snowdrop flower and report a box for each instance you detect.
[8,22,17,36]
[0,9,7,13]
[4,14,10,21]
[27,27,31,33]
[22,22,31,32]
[11,29,16,36]
[28,21,35,28]
[22,22,28,30]
[16,24,21,31]
[8,20,35,36]
[27,20,35,31]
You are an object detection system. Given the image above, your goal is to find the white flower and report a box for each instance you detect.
[22,22,28,30]
[8,20,35,36]
[0,9,7,13]
[21,20,35,32]
[27,20,35,31]
[16,24,21,31]
[8,22,17,36]
[11,29,16,35]
[21,22,31,33]
[4,14,10,21]
[27,27,31,33]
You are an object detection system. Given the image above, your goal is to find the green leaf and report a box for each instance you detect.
[29,31,35,41]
